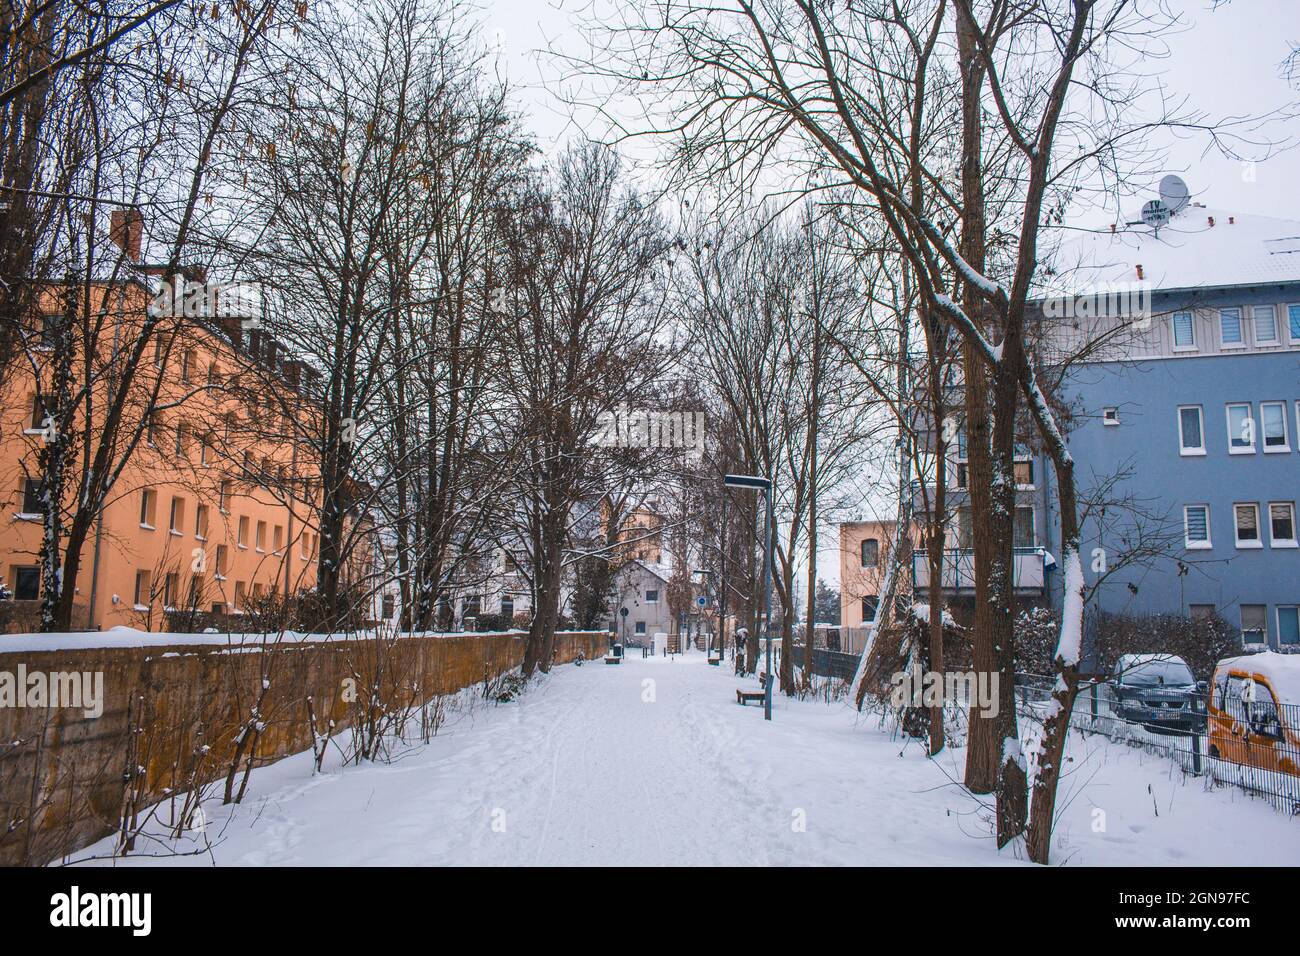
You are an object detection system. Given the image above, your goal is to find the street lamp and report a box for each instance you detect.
[724,473,774,721]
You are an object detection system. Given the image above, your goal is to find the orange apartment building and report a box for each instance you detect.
[838,519,898,629]
[0,272,322,631]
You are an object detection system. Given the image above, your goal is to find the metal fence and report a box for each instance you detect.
[1015,676,1300,813]
[786,644,860,681]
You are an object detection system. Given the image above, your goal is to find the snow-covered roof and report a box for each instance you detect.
[1217,651,1300,706]
[1042,205,1300,296]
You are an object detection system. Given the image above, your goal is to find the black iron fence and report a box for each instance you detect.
[1015,676,1300,813]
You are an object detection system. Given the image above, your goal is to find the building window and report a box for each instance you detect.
[1226,403,1254,452]
[207,361,220,387]
[139,488,156,528]
[38,311,61,348]
[382,592,396,620]
[169,496,184,534]
[1171,311,1195,349]
[634,621,646,635]
[163,571,179,608]
[219,479,232,513]
[1234,503,1261,548]
[1279,606,1300,647]
[1241,604,1267,644]
[1102,407,1119,426]
[146,413,160,447]
[200,435,211,466]
[501,597,514,619]
[13,566,39,601]
[1177,406,1204,455]
[1269,502,1296,546]
[28,394,46,431]
[181,349,194,383]
[134,569,152,607]
[215,545,228,579]
[21,478,44,515]
[1260,401,1289,451]
[174,422,189,458]
[862,595,879,620]
[1219,308,1244,347]
[1252,305,1279,344]
[860,538,880,568]
[1184,504,1211,549]
[237,516,249,548]
[1189,603,1216,620]
[234,581,246,612]
[645,589,659,604]
[255,520,266,552]
[195,504,209,540]
[1013,507,1035,548]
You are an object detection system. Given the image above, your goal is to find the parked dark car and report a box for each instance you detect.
[1108,654,1204,732]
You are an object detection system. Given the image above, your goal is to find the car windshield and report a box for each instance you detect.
[1121,659,1194,686]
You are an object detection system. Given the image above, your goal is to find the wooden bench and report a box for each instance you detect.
[736,689,766,705]
[604,655,622,665]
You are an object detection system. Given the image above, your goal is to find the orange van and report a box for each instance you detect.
[1206,652,1300,777]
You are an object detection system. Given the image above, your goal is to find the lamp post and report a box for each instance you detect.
[724,473,774,721]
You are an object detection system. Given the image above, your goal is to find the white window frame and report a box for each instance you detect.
[1219,307,1246,349]
[1279,606,1300,648]
[1171,311,1197,351]
[1287,303,1300,347]
[1233,502,1263,549]
[1226,403,1255,454]
[1241,605,1267,645]
[1184,504,1212,550]
[1252,304,1280,345]
[1268,501,1297,548]
[1177,405,1205,456]
[1102,407,1119,426]
[1260,400,1290,453]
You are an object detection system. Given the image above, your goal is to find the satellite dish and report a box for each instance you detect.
[1141,199,1171,228]
[1159,175,1191,214]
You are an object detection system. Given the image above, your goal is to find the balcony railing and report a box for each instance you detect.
[912,547,1047,594]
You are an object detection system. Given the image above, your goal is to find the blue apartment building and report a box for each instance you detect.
[1036,204,1300,651]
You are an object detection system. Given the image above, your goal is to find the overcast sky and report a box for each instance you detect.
[473,0,1300,590]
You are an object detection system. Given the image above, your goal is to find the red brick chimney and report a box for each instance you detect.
[109,209,143,261]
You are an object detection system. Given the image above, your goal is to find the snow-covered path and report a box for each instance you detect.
[75,652,1297,866]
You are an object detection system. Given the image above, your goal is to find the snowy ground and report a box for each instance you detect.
[69,652,1296,866]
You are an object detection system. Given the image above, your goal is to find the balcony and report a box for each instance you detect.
[912,547,1047,595]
